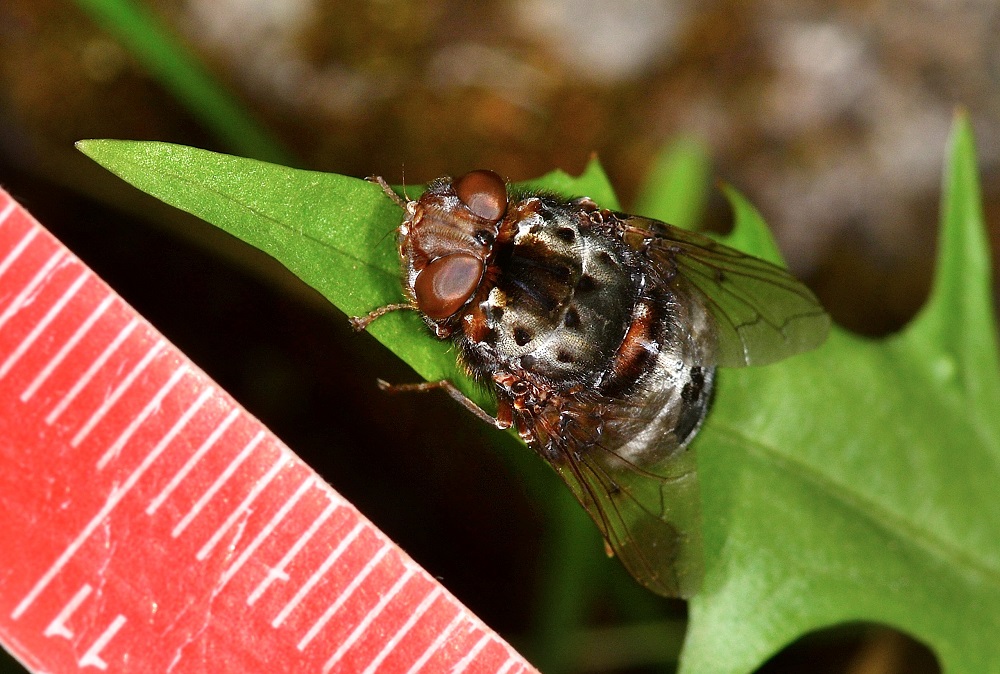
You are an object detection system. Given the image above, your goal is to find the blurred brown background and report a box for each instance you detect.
[0,0,991,671]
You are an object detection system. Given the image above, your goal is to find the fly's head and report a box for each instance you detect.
[397,170,509,338]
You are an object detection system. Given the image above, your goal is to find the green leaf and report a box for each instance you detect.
[633,136,711,230]
[683,112,1000,673]
[79,113,1000,673]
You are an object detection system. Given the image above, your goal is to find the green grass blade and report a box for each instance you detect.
[73,0,294,165]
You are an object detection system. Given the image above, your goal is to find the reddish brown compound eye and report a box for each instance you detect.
[413,253,484,320]
[454,170,507,223]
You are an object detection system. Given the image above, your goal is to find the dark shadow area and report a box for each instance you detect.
[759,623,940,674]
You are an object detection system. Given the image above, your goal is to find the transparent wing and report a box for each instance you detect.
[622,216,830,367]
[546,401,704,598]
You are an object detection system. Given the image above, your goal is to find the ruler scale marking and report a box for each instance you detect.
[171,431,264,537]
[406,611,466,674]
[70,338,166,447]
[195,453,289,561]
[0,270,89,380]
[298,541,393,651]
[45,317,139,424]
[96,363,189,469]
[12,376,203,619]
[78,614,126,670]
[21,293,115,402]
[320,566,417,671]
[248,498,339,606]
[146,405,234,515]
[0,201,15,224]
[0,228,38,282]
[130,387,215,507]
[361,586,443,674]
[217,475,315,589]
[0,250,66,333]
[496,658,519,674]
[43,584,92,639]
[271,520,365,629]
[453,633,493,674]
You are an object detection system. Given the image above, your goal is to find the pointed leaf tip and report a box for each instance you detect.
[719,185,786,267]
[633,136,711,229]
[904,111,1000,405]
[520,158,619,210]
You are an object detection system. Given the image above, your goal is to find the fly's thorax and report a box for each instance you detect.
[472,197,639,384]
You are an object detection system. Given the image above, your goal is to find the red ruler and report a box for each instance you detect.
[0,188,537,673]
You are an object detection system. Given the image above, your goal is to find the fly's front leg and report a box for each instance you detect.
[349,303,414,331]
[366,175,409,209]
[376,378,512,430]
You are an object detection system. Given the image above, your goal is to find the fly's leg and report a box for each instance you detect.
[377,378,512,430]
[366,175,409,209]
[349,303,413,331]
[350,176,415,331]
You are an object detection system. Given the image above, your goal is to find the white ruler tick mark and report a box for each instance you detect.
[248,498,339,606]
[146,407,239,516]
[218,476,316,589]
[299,541,393,651]
[0,200,15,225]
[71,338,166,447]
[453,633,491,673]
[0,250,66,333]
[46,317,138,424]
[496,656,519,674]
[362,586,442,674]
[196,453,289,561]
[78,614,126,670]
[14,388,191,618]
[320,565,415,670]
[0,228,38,281]
[271,520,364,628]
[171,431,264,538]
[406,611,465,674]
[22,294,114,403]
[0,270,88,380]
[43,583,93,639]
[96,364,190,469]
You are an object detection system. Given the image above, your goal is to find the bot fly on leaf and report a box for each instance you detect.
[352,170,829,598]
